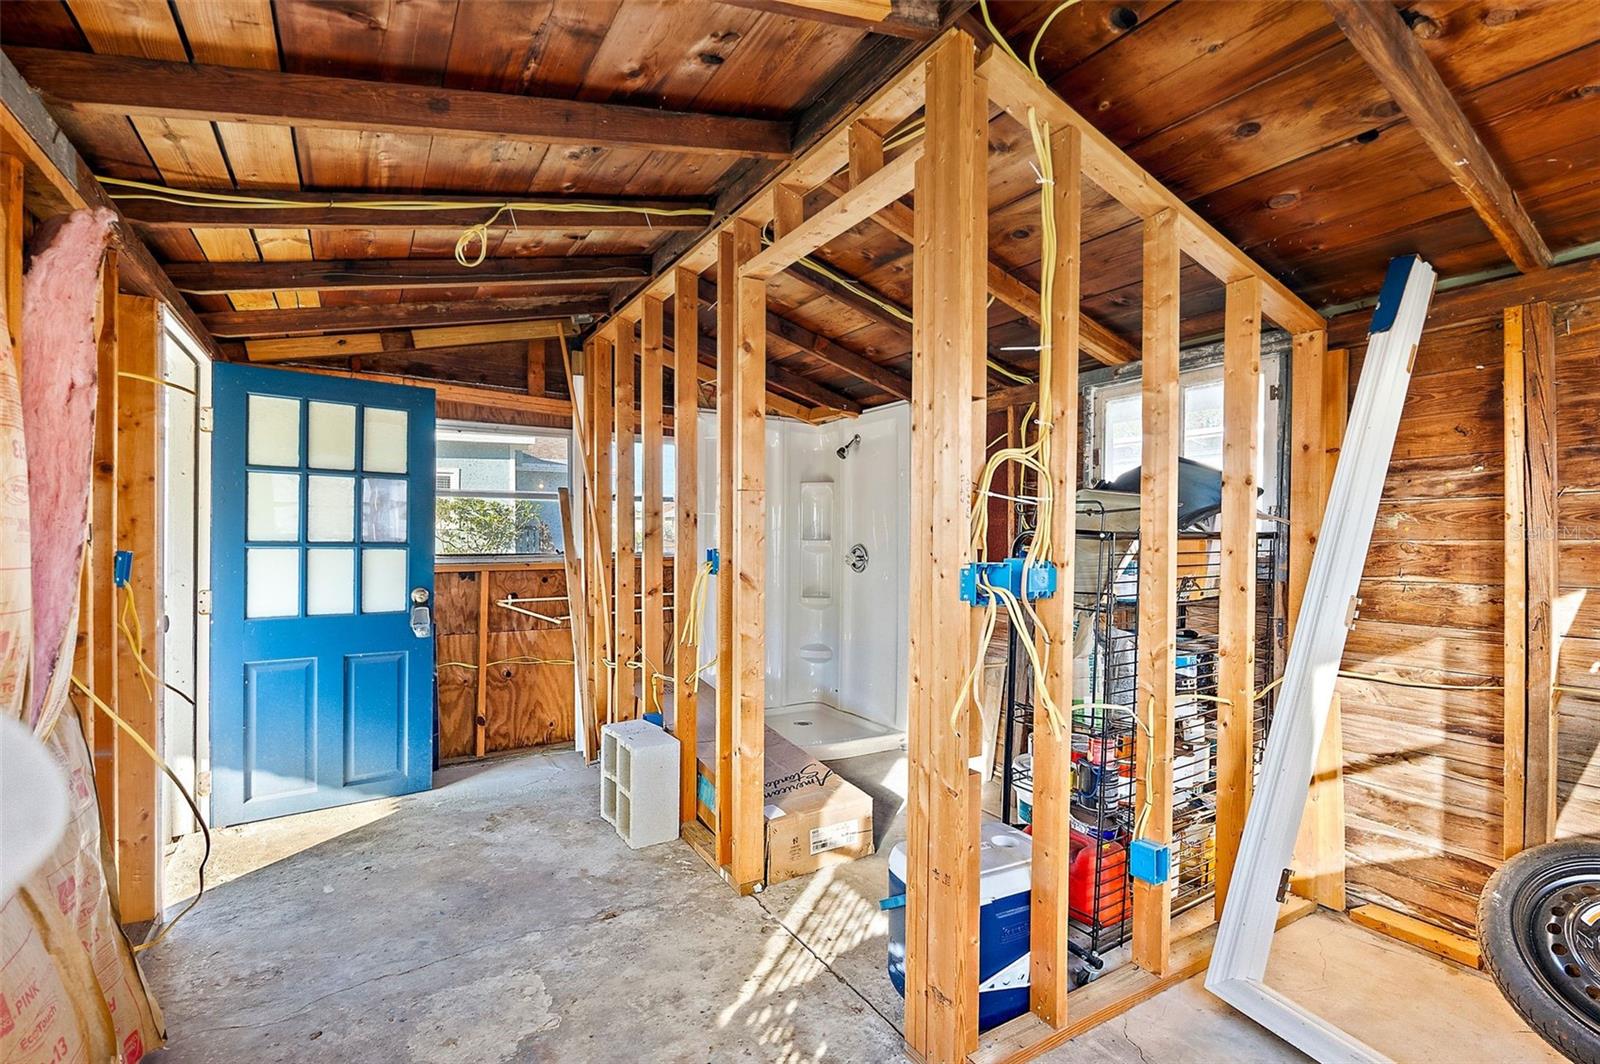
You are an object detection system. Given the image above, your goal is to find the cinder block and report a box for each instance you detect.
[599,720,680,849]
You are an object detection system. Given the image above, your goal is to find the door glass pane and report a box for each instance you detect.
[362,478,408,542]
[308,401,357,470]
[247,395,300,467]
[307,476,355,542]
[363,408,408,474]
[306,548,355,615]
[246,471,299,541]
[246,548,299,618]
[361,548,407,613]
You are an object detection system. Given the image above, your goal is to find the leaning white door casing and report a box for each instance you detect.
[1206,256,1437,1064]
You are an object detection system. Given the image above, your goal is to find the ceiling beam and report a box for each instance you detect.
[1323,0,1552,274]
[286,365,573,419]
[7,47,793,159]
[240,320,571,363]
[200,296,609,338]
[721,0,943,39]
[661,320,862,414]
[112,187,712,232]
[165,256,651,295]
[821,175,1138,364]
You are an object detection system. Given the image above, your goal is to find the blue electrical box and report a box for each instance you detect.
[705,547,720,575]
[1129,839,1171,885]
[113,550,134,588]
[959,557,1057,606]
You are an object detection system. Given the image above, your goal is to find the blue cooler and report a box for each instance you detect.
[885,817,1033,1031]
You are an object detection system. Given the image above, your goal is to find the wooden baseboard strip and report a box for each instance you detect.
[970,897,1319,1064]
[1347,903,1482,970]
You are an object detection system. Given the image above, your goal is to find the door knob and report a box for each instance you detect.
[847,543,869,573]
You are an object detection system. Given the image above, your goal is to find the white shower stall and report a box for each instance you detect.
[695,402,910,760]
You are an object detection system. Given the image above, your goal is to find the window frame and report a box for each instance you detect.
[435,419,572,561]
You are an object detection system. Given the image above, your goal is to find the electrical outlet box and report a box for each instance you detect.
[959,557,1057,606]
[1129,839,1171,885]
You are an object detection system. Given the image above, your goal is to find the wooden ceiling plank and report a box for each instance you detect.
[721,0,941,40]
[1323,0,1552,274]
[7,46,795,159]
[164,255,652,294]
[201,296,609,338]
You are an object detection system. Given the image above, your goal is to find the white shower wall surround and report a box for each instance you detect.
[694,403,910,759]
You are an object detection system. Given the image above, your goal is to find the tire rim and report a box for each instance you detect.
[1521,865,1600,1027]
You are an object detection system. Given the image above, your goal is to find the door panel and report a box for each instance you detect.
[212,364,435,826]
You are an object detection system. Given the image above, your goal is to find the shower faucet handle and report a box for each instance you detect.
[847,543,869,573]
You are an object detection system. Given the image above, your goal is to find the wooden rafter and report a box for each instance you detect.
[201,297,609,338]
[722,0,942,39]
[9,47,793,159]
[289,365,572,419]
[1323,0,1552,274]
[165,256,651,294]
[115,188,712,232]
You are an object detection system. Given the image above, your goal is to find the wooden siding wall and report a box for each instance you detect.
[434,559,675,761]
[1338,290,1600,935]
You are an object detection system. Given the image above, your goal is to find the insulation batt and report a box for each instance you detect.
[21,207,115,727]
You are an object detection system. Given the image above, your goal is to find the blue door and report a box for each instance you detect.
[210,364,435,826]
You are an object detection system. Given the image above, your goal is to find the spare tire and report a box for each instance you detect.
[1479,838,1600,1064]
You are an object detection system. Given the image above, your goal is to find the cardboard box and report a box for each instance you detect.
[693,695,875,885]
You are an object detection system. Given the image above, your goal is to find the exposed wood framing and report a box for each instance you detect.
[724,0,941,39]
[474,571,490,758]
[114,189,711,232]
[557,490,597,760]
[89,254,120,834]
[1,153,20,370]
[114,293,162,925]
[1348,904,1482,970]
[641,298,667,718]
[1292,337,1347,911]
[10,47,794,159]
[672,267,702,824]
[165,256,652,295]
[1323,0,1552,273]
[1215,275,1262,918]
[1132,209,1180,976]
[903,34,985,1063]
[1028,122,1081,1030]
[242,321,569,363]
[613,322,640,721]
[1503,304,1529,856]
[202,297,608,338]
[288,366,571,419]
[589,336,616,731]
[715,229,739,867]
[1514,301,1560,847]
[526,338,548,398]
[976,45,1322,335]
[730,216,768,891]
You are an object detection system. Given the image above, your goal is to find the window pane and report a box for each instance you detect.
[308,401,356,470]
[363,407,408,474]
[307,475,355,542]
[306,548,355,615]
[247,395,299,467]
[1182,380,1224,470]
[246,471,299,541]
[361,548,407,613]
[362,478,408,542]
[1103,394,1141,481]
[435,496,562,556]
[246,548,299,618]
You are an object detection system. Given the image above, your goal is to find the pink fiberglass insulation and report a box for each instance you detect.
[22,207,116,726]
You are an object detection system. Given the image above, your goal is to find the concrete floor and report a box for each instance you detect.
[146,747,1558,1063]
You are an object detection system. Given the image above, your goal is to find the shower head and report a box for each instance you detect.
[836,433,861,460]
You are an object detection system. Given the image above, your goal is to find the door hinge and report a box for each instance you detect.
[196,771,212,798]
[197,589,213,615]
[199,406,214,432]
[1268,383,1281,401]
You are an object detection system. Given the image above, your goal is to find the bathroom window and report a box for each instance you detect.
[435,422,570,557]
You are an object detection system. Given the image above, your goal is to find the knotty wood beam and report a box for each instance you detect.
[820,175,1138,365]
[723,0,942,39]
[115,188,712,232]
[201,296,609,338]
[641,298,666,714]
[715,229,739,869]
[526,338,548,398]
[1215,276,1261,919]
[1028,123,1080,1030]
[730,217,768,891]
[1503,305,1529,857]
[165,256,651,294]
[904,34,983,1062]
[589,335,615,730]
[614,322,640,721]
[672,267,702,825]
[1132,209,1179,976]
[1323,0,1552,274]
[9,47,792,159]
[238,320,569,362]
[1519,301,1560,846]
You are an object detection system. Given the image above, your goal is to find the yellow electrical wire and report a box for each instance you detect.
[67,676,210,954]
[117,370,197,397]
